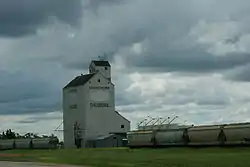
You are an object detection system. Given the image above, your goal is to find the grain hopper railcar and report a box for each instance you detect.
[187,125,223,146]
[0,137,59,150]
[0,139,14,150]
[154,129,188,147]
[127,122,250,148]
[32,138,58,149]
[14,139,31,149]
[223,123,250,146]
[127,130,154,148]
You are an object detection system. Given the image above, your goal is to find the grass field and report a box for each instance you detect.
[0,147,250,167]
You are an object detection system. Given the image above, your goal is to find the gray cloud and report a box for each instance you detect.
[17,120,37,124]
[1,0,250,134]
[83,0,124,9]
[0,0,83,37]
[42,0,250,83]
[1,0,250,80]
[0,97,61,115]
[119,73,250,128]
[114,75,145,106]
[224,64,250,82]
[126,50,250,73]
[16,112,62,124]
[0,71,51,103]
[0,70,61,115]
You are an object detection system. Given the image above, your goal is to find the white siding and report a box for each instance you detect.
[84,73,130,140]
[90,89,110,102]
[63,86,88,148]
[63,62,130,148]
[95,66,111,80]
[89,62,111,80]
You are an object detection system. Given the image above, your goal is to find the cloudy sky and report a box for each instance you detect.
[1,0,250,141]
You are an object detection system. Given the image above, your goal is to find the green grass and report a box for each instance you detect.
[1,147,250,167]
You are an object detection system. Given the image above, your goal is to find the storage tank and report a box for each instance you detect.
[127,130,154,147]
[155,129,186,146]
[187,125,222,146]
[223,123,250,145]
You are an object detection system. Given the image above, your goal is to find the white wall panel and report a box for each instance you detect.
[90,89,110,102]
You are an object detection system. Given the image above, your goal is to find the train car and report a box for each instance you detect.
[32,138,58,149]
[223,123,250,146]
[0,138,59,150]
[15,139,31,149]
[155,129,188,147]
[126,122,250,148]
[127,130,154,148]
[0,139,14,150]
[182,125,223,146]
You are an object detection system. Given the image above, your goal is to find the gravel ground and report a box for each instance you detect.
[0,161,86,167]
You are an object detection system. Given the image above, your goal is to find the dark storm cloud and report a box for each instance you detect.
[52,1,198,70]
[17,113,62,124]
[52,0,250,81]
[30,114,62,121]
[224,64,250,82]
[160,96,230,106]
[126,49,250,73]
[84,0,124,9]
[66,52,116,70]
[0,71,50,103]
[116,95,140,106]
[0,96,61,115]
[0,0,83,37]
[195,98,230,106]
[0,71,61,115]
[17,120,37,124]
[2,0,250,121]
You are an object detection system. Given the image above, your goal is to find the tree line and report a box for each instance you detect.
[0,129,58,140]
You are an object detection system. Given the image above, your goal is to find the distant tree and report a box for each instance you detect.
[50,134,56,138]
[33,133,41,138]
[15,133,25,139]
[0,129,60,145]
[48,134,59,145]
[22,132,43,139]
[24,133,33,139]
[4,129,16,139]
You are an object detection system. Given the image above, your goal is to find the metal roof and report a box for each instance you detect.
[63,73,95,89]
[95,134,114,140]
[115,111,130,123]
